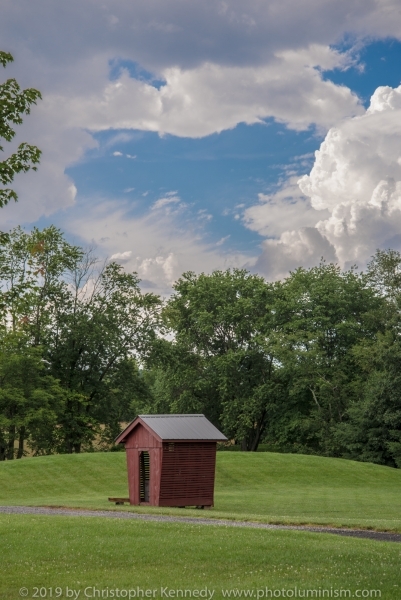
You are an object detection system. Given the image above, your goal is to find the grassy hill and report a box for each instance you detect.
[1,451,401,530]
[2,452,401,599]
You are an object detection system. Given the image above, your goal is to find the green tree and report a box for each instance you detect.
[0,332,63,460]
[336,331,401,467]
[0,226,81,456]
[0,225,82,339]
[46,257,161,452]
[158,269,283,450]
[0,51,41,208]
[335,250,401,466]
[95,358,155,448]
[271,262,382,456]
[0,227,161,454]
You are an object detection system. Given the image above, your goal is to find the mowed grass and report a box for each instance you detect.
[1,451,401,530]
[1,513,401,600]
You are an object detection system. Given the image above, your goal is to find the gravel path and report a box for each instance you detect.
[1,505,400,543]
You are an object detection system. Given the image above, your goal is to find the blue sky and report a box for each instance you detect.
[2,2,401,293]
[66,122,318,255]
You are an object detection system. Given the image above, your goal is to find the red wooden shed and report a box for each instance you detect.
[115,414,227,507]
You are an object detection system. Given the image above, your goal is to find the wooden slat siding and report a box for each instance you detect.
[126,448,140,505]
[122,425,218,507]
[125,423,162,449]
[124,426,163,506]
[159,442,216,506]
[115,416,164,445]
[150,448,162,506]
[158,496,213,507]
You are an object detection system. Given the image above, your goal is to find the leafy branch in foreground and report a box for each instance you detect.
[0,51,42,208]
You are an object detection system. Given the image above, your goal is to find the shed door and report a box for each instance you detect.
[139,451,150,502]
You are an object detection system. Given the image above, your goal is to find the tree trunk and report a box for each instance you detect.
[17,426,26,459]
[73,442,81,453]
[250,428,262,452]
[0,443,6,461]
[241,438,249,451]
[7,425,16,460]
[241,416,266,452]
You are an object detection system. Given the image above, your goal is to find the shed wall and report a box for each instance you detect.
[125,423,162,449]
[159,442,216,506]
[124,423,162,505]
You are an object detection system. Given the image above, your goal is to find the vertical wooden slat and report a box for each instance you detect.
[150,448,162,506]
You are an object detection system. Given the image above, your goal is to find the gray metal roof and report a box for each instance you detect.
[138,414,227,441]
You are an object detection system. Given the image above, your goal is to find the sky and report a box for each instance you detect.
[1,1,401,294]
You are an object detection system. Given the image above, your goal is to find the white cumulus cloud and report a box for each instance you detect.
[243,176,329,238]
[251,85,401,277]
[58,47,362,137]
[110,250,132,262]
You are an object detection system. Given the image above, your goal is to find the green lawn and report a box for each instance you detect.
[1,513,401,600]
[1,451,401,530]
[2,453,401,599]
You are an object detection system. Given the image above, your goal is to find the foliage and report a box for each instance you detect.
[0,226,160,458]
[156,269,283,450]
[334,250,401,466]
[268,262,383,456]
[335,333,401,467]
[0,51,41,208]
[150,263,384,455]
[0,332,63,460]
[1,223,401,466]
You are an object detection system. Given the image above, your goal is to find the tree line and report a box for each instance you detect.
[1,226,401,467]
[1,50,401,466]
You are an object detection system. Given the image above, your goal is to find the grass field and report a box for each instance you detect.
[1,451,401,530]
[2,513,401,600]
[2,452,401,599]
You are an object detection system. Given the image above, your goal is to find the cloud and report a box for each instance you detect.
[110,250,132,262]
[152,195,181,210]
[113,150,136,158]
[243,176,329,238]
[0,21,366,227]
[2,0,401,286]
[50,47,362,138]
[254,227,337,280]
[2,0,401,73]
[198,209,213,222]
[298,84,401,268]
[0,1,388,229]
[62,198,253,295]
[0,95,97,228]
[215,235,230,247]
[249,84,401,277]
